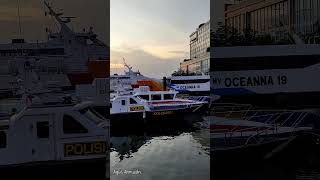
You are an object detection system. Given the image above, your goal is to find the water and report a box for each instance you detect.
[110,118,210,180]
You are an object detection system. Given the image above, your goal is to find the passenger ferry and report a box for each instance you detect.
[167,73,210,95]
[0,0,109,97]
[110,86,205,122]
[211,44,320,108]
[111,61,155,93]
[0,93,109,174]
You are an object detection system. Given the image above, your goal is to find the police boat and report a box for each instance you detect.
[0,94,109,176]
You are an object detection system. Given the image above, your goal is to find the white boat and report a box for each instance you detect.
[0,1,109,97]
[110,86,205,121]
[110,61,157,93]
[0,93,109,169]
[167,73,210,95]
[206,105,320,150]
[211,44,320,108]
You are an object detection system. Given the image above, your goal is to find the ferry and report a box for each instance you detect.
[111,61,155,93]
[0,94,109,176]
[0,0,109,97]
[110,86,205,123]
[167,73,210,95]
[211,44,320,108]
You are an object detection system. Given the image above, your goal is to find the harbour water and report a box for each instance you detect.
[110,117,210,180]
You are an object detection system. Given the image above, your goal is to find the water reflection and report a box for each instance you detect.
[110,119,210,180]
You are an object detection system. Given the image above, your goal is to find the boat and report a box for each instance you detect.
[110,61,155,93]
[0,92,109,176]
[208,104,320,169]
[110,86,206,124]
[211,44,320,108]
[167,73,210,95]
[0,0,109,98]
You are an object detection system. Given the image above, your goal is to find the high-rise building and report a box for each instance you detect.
[180,21,210,75]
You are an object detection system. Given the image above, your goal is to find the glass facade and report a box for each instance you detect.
[190,22,210,59]
[181,21,210,75]
[225,0,320,41]
[181,58,210,75]
[293,0,320,34]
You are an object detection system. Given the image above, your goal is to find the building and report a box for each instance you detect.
[180,21,210,75]
[211,0,239,32]
[225,0,320,41]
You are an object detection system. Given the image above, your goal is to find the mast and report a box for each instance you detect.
[43,0,73,35]
[17,0,22,39]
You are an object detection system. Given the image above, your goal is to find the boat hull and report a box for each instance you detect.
[110,105,204,126]
[0,158,107,178]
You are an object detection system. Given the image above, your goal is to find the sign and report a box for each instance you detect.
[64,141,106,157]
[212,65,320,95]
[170,82,210,92]
[130,106,145,111]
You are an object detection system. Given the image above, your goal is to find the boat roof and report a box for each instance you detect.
[170,75,210,80]
[134,91,177,95]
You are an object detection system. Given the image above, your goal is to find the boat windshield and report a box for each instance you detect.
[79,107,105,124]
[136,95,149,101]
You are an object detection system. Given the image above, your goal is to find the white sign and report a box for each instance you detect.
[212,65,320,94]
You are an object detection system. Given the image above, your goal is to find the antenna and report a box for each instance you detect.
[17,0,22,38]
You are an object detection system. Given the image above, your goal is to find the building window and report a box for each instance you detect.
[37,121,49,139]
[121,100,126,106]
[63,115,88,134]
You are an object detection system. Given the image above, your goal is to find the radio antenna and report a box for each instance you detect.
[17,0,22,38]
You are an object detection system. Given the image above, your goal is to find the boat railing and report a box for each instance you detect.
[211,109,313,146]
[210,103,253,119]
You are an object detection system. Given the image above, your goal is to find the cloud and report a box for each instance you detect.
[110,63,124,69]
[111,47,181,79]
[168,50,188,54]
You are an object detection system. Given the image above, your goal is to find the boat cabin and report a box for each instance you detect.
[0,101,108,167]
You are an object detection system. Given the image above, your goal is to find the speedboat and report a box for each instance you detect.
[0,93,109,176]
[207,106,320,168]
[110,86,206,122]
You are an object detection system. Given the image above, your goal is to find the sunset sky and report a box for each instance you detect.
[111,0,209,78]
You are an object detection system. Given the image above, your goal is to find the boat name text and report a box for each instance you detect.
[212,75,288,87]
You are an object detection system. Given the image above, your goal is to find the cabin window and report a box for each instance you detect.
[139,95,149,101]
[0,131,6,148]
[121,100,126,106]
[164,94,174,100]
[130,98,137,104]
[63,115,88,134]
[37,121,49,139]
[151,94,161,101]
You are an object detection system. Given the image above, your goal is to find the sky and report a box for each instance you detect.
[0,0,108,44]
[111,0,210,78]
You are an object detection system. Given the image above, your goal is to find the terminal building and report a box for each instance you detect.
[180,21,210,75]
[225,0,320,41]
